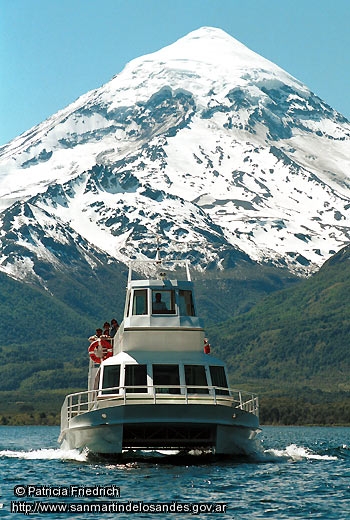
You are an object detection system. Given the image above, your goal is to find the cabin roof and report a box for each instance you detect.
[128,279,193,289]
[103,351,225,366]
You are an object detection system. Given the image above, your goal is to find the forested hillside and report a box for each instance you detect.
[208,245,350,424]
[0,246,349,425]
[0,263,127,414]
[0,261,296,390]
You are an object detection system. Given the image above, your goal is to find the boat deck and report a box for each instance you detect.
[61,384,259,431]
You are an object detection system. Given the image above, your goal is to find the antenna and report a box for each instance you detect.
[155,234,162,264]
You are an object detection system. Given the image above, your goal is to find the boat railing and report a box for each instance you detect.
[60,385,259,429]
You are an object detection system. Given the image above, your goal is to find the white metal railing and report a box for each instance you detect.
[60,385,259,430]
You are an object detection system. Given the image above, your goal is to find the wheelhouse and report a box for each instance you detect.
[128,286,195,317]
[112,261,205,356]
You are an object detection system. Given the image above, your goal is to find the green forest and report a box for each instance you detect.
[206,246,350,425]
[0,245,349,426]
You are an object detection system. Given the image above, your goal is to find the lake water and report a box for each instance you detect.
[0,425,348,519]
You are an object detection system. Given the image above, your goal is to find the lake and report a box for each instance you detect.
[0,425,349,518]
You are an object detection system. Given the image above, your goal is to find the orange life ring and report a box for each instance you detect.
[204,338,211,354]
[88,339,113,364]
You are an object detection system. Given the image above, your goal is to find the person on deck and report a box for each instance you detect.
[88,328,103,342]
[110,319,119,337]
[103,322,110,337]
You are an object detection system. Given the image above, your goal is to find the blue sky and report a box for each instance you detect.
[1,0,349,146]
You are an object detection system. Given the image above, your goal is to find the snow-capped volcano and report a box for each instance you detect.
[0,27,349,285]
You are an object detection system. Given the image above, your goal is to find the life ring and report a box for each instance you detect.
[88,339,113,364]
[204,338,211,354]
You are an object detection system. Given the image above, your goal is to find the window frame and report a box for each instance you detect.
[101,365,121,394]
[132,289,148,315]
[178,289,195,316]
[152,364,181,394]
[151,289,176,315]
[184,364,209,394]
[209,365,229,395]
[124,364,148,393]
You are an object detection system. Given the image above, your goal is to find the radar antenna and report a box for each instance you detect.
[155,234,162,264]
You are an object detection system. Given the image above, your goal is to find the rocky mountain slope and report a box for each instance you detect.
[0,26,349,292]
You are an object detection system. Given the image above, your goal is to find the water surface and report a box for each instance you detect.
[0,425,348,518]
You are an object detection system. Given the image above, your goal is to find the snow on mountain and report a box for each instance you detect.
[0,26,349,285]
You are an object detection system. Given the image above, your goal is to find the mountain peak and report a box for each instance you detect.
[0,27,349,286]
[145,26,253,62]
[130,26,269,66]
[161,26,270,64]
[120,26,303,99]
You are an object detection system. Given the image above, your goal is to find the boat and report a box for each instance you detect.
[59,249,260,457]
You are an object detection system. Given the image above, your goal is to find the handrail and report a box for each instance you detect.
[60,384,259,429]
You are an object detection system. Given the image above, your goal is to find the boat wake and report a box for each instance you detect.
[87,449,232,465]
[0,448,88,462]
[256,443,344,462]
[87,442,346,465]
[0,444,347,465]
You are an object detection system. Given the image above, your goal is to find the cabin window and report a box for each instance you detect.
[184,365,209,394]
[153,364,180,394]
[102,365,120,394]
[209,366,229,395]
[152,290,175,314]
[179,290,195,316]
[132,289,148,315]
[126,291,131,316]
[125,364,147,393]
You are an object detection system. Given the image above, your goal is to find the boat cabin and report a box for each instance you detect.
[98,353,230,398]
[113,262,205,354]
[88,259,231,399]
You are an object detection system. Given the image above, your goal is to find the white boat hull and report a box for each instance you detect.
[60,403,260,456]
